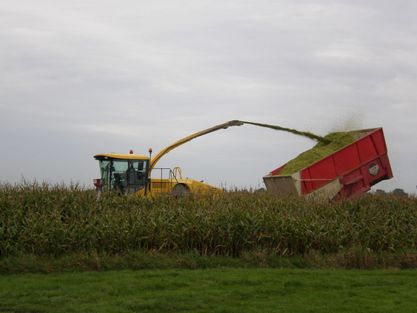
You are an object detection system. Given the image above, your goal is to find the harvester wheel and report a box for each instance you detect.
[172,184,190,197]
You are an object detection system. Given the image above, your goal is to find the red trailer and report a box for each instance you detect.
[263,128,393,199]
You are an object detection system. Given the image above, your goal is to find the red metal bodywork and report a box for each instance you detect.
[267,128,393,199]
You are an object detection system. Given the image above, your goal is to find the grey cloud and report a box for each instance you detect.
[1,0,416,192]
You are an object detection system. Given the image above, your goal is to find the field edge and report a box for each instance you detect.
[3,249,417,274]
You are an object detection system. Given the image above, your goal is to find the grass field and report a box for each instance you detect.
[1,268,417,313]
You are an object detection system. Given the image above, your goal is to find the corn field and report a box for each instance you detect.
[1,183,416,258]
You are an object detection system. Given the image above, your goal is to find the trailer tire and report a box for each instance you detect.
[172,183,190,197]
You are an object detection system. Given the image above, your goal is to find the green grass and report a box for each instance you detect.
[3,250,417,274]
[1,268,417,313]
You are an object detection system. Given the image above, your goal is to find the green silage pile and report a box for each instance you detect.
[279,131,358,175]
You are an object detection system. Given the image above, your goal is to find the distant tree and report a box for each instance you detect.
[375,189,386,195]
[391,188,408,197]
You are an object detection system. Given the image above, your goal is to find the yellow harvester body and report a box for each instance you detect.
[93,153,220,197]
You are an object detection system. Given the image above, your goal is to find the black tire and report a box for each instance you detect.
[172,184,190,197]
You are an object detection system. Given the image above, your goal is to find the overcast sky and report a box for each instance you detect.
[1,0,416,193]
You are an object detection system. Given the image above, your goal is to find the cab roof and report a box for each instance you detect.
[94,153,149,161]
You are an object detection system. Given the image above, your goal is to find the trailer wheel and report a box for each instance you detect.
[172,184,190,197]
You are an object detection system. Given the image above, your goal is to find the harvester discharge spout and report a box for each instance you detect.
[149,119,326,175]
[149,120,246,174]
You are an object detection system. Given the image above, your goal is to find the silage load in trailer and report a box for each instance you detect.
[263,128,393,200]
